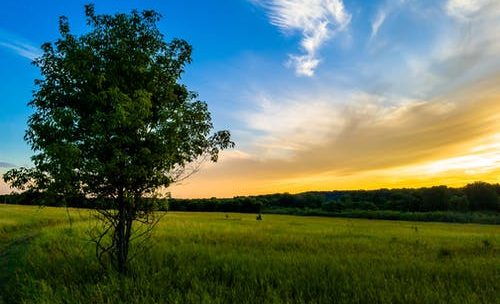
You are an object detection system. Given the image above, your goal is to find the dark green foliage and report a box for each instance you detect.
[168,197,262,213]
[321,200,344,212]
[463,182,499,211]
[320,200,378,212]
[262,208,500,224]
[2,4,233,273]
[421,186,449,211]
[449,194,469,212]
[3,182,499,225]
[296,193,325,208]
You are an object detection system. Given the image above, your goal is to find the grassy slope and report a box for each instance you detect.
[0,204,499,303]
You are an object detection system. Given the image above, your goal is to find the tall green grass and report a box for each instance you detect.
[1,204,499,303]
[263,207,500,224]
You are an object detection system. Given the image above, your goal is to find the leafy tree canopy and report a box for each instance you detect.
[3,4,234,272]
[5,4,233,199]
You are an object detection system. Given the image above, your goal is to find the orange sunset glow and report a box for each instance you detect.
[171,77,500,198]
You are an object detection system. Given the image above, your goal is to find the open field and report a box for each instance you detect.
[0,204,499,303]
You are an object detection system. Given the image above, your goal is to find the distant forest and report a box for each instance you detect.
[174,181,499,213]
[1,181,499,217]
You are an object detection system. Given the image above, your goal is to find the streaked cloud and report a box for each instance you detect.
[445,0,495,20]
[370,10,387,39]
[413,0,500,96]
[370,0,408,40]
[241,92,344,158]
[0,30,41,60]
[169,0,500,197]
[253,0,351,76]
[422,147,500,175]
[171,81,500,197]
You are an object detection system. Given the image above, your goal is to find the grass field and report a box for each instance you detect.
[0,204,498,303]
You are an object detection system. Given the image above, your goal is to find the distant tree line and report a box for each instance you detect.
[1,181,499,214]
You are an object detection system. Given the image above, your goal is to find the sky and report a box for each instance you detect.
[1,0,500,197]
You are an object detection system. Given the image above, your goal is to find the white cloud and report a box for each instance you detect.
[245,0,500,156]
[0,30,41,60]
[287,54,320,77]
[242,92,344,158]
[369,0,409,40]
[409,0,500,95]
[254,0,351,76]
[370,10,387,39]
[400,133,500,175]
[445,0,494,20]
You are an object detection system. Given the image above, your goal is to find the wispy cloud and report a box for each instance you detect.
[370,10,387,39]
[242,92,344,158]
[0,30,41,60]
[370,0,409,40]
[445,0,495,20]
[167,1,500,198]
[408,0,500,96]
[0,162,16,168]
[170,79,500,197]
[253,0,351,76]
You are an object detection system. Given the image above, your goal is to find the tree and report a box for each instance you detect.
[3,4,233,273]
[463,182,499,211]
[448,194,469,212]
[421,186,449,211]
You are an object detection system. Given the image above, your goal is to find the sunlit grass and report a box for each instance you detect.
[0,204,498,303]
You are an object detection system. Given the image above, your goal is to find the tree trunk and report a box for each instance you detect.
[115,189,131,274]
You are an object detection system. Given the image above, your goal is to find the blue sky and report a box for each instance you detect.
[1,0,500,197]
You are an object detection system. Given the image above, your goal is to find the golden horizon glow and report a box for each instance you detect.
[2,80,499,199]
[169,80,500,198]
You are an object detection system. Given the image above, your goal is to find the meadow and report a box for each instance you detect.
[0,204,498,303]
